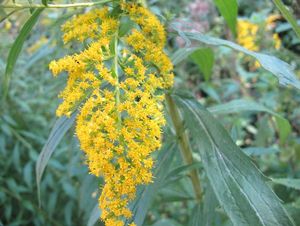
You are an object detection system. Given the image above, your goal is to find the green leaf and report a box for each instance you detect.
[276,20,300,33]
[272,0,300,39]
[208,99,291,143]
[208,99,274,115]
[271,178,300,190]
[189,203,202,226]
[188,183,222,226]
[190,48,214,81]
[275,116,291,144]
[213,0,238,36]
[243,147,279,156]
[41,0,48,6]
[35,113,76,206]
[152,219,181,226]
[119,16,135,37]
[173,93,295,226]
[201,182,221,226]
[163,162,202,186]
[3,9,43,100]
[171,27,300,90]
[23,162,33,188]
[171,47,198,65]
[87,204,101,226]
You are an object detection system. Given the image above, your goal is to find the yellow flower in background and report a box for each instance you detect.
[273,33,281,50]
[49,3,173,226]
[266,14,282,50]
[237,16,282,60]
[266,14,281,29]
[4,20,12,30]
[237,19,259,51]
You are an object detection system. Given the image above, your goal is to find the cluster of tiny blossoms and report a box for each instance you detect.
[237,17,281,52]
[237,19,260,51]
[49,3,173,226]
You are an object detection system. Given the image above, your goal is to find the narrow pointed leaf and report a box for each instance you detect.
[213,0,238,36]
[3,9,43,100]
[171,26,300,90]
[208,99,291,143]
[171,47,198,65]
[173,93,295,226]
[36,113,76,206]
[87,204,101,226]
[272,0,300,39]
[189,203,202,226]
[190,48,214,81]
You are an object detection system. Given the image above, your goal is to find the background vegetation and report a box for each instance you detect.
[1,0,300,225]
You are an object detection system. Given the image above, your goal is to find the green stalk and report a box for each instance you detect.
[272,0,300,39]
[166,94,202,202]
[113,29,122,130]
[0,0,112,9]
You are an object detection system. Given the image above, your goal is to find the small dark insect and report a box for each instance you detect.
[147,115,153,120]
[135,95,141,102]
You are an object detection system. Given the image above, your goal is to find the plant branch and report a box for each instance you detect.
[166,94,202,202]
[113,30,122,130]
[0,0,112,9]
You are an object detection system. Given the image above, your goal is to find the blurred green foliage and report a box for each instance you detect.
[0,9,99,225]
[1,0,300,225]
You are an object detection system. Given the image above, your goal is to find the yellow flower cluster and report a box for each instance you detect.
[237,17,281,52]
[237,19,259,51]
[266,14,281,29]
[49,3,173,226]
[273,33,281,50]
[266,14,282,50]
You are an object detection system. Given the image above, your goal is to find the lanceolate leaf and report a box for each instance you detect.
[36,113,76,206]
[209,99,290,135]
[3,9,43,100]
[208,99,291,143]
[173,93,295,226]
[171,47,198,65]
[190,48,215,81]
[162,162,202,187]
[243,147,279,156]
[213,0,238,36]
[208,99,277,115]
[189,203,202,226]
[87,204,101,226]
[272,0,300,39]
[171,26,300,90]
[201,182,221,226]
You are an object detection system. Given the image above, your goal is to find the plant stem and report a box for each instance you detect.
[0,0,112,9]
[166,94,202,202]
[113,28,122,130]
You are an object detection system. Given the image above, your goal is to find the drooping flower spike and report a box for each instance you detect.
[49,2,174,226]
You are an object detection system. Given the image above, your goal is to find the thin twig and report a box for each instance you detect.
[0,0,113,9]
